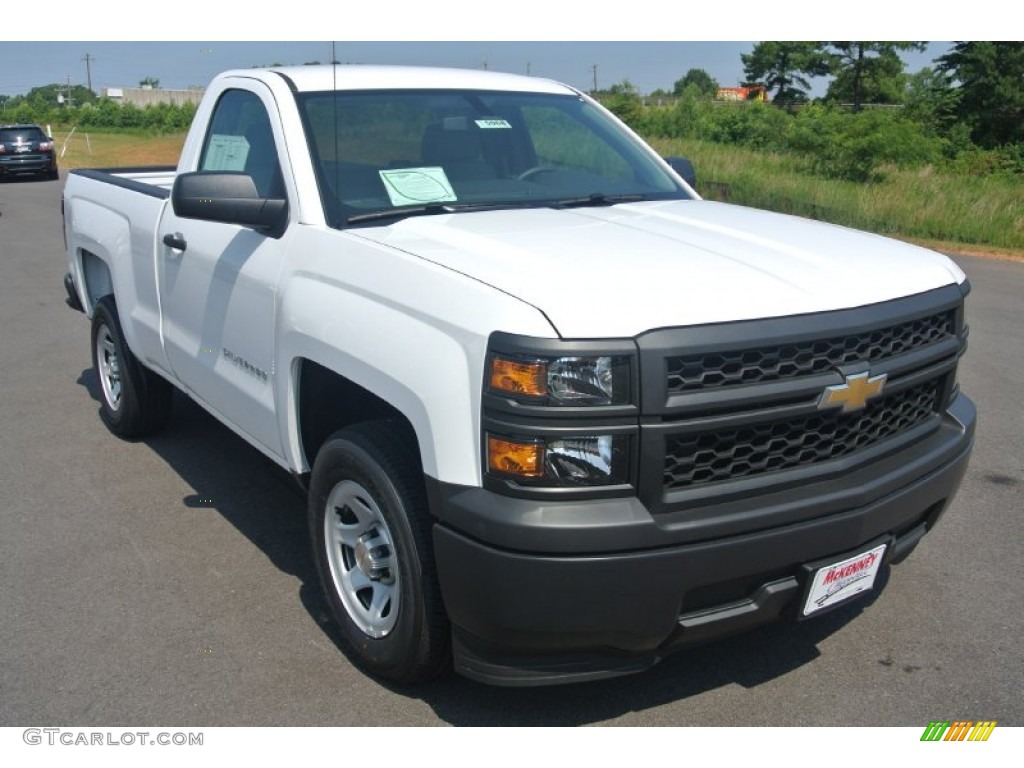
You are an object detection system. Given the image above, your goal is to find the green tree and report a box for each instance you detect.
[673,68,718,98]
[597,80,643,126]
[741,42,830,105]
[787,104,943,181]
[138,76,160,88]
[827,43,925,110]
[903,67,960,136]
[24,83,96,109]
[937,41,1024,147]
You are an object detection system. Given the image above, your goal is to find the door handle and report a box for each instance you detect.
[163,233,187,252]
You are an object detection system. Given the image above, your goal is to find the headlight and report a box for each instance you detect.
[545,435,619,484]
[487,433,630,486]
[488,354,631,406]
[483,334,637,491]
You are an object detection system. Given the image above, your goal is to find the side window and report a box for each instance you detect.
[199,89,285,199]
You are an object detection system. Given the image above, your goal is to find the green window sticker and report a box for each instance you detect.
[378,167,457,206]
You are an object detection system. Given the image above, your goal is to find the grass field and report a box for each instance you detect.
[51,129,185,170]
[650,138,1024,255]
[47,129,1022,256]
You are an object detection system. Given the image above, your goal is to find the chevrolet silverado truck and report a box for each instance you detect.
[62,65,975,686]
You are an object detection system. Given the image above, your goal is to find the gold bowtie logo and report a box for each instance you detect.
[818,372,888,413]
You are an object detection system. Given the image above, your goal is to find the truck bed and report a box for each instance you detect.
[63,165,178,376]
[69,165,177,197]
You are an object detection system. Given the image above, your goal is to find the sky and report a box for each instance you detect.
[0,0,1006,100]
[0,41,957,101]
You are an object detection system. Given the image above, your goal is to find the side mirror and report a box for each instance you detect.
[663,156,697,190]
[172,171,287,237]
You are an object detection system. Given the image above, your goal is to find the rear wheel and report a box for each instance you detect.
[91,296,173,438]
[309,421,449,683]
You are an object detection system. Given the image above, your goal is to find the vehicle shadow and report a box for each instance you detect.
[395,575,886,725]
[0,173,60,184]
[76,367,890,726]
[76,367,314,582]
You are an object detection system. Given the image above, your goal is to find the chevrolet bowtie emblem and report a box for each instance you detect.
[818,371,888,413]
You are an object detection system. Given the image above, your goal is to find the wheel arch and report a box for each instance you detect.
[79,248,114,313]
[292,357,426,484]
[276,295,487,489]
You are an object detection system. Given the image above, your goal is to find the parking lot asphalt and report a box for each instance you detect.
[0,173,1020,726]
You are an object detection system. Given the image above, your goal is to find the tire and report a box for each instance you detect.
[48,167,59,181]
[309,421,450,683]
[91,295,173,438]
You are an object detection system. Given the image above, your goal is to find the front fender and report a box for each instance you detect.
[276,228,556,485]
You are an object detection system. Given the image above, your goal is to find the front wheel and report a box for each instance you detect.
[309,421,449,683]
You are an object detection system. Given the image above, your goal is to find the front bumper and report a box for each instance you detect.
[431,393,975,686]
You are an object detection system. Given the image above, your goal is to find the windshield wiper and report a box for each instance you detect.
[548,193,647,209]
[347,203,456,225]
[346,200,546,225]
[347,195,647,224]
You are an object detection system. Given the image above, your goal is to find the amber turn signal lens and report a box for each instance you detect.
[489,358,547,398]
[487,436,545,479]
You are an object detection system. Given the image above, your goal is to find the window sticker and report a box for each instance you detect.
[475,118,512,130]
[203,134,250,171]
[378,167,457,207]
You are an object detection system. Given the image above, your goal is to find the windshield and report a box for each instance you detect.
[295,89,691,227]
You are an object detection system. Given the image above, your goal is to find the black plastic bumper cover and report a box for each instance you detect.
[432,395,975,686]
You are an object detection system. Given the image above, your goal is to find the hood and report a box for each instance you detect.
[352,200,965,338]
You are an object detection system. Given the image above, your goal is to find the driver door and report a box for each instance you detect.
[158,85,288,459]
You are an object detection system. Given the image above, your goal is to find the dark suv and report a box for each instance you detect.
[0,124,59,180]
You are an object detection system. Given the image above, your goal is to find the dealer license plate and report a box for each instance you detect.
[802,543,887,617]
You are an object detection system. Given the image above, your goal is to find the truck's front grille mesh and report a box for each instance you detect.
[665,310,955,394]
[663,380,941,490]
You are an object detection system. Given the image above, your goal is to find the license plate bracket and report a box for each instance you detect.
[800,539,890,618]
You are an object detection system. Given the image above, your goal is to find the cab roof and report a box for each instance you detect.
[217,65,579,96]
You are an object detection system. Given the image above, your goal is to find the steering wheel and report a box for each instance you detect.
[516,166,557,182]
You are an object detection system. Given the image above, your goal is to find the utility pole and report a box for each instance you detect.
[591,64,598,94]
[66,75,73,108]
[483,55,488,71]
[82,53,94,93]
[526,61,531,76]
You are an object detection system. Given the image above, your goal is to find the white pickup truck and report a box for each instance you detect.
[63,65,975,686]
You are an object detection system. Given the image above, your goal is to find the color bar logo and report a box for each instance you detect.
[920,721,997,741]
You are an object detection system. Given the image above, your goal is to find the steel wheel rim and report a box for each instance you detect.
[324,479,400,638]
[96,323,122,412]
